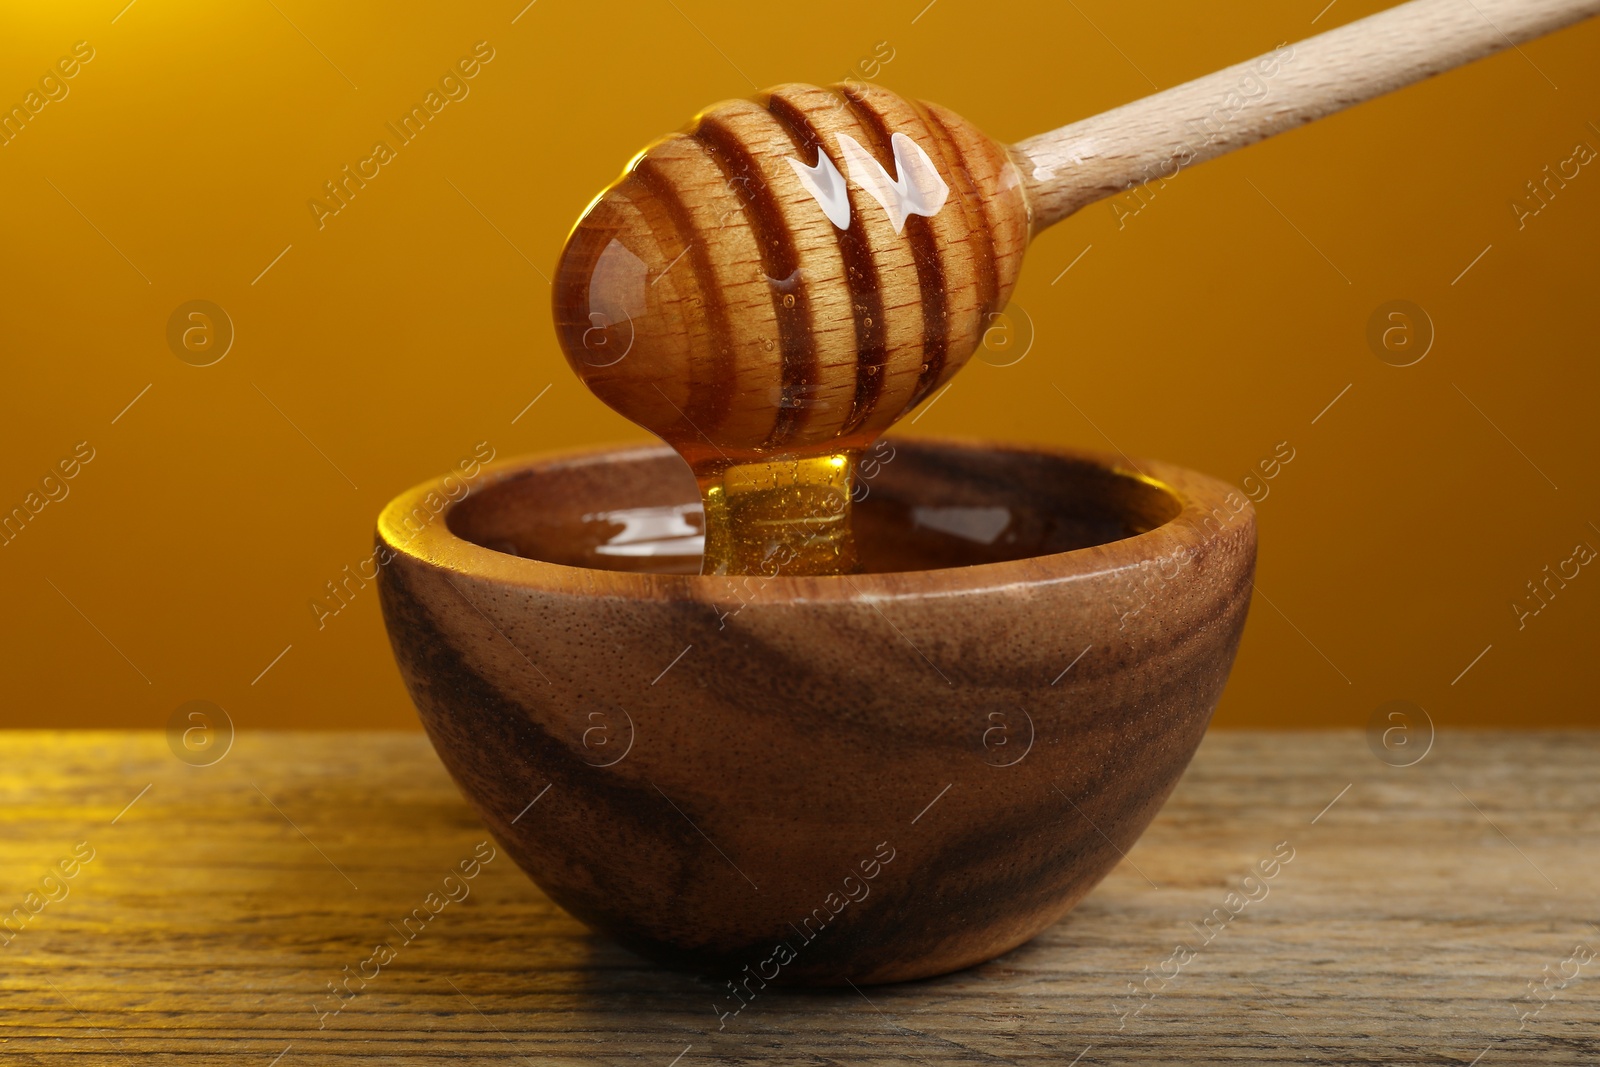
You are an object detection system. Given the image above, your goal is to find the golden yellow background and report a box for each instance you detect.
[2,0,1595,731]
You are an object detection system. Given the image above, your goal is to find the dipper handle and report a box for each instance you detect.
[1014,0,1600,232]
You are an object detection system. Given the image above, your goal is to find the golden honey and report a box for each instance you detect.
[696,451,859,576]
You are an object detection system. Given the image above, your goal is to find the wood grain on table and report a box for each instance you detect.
[0,730,1594,1066]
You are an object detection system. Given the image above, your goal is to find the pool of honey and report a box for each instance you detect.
[446,440,1181,576]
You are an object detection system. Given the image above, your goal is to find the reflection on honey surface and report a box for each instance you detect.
[584,504,703,559]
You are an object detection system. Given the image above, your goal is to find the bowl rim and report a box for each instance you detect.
[375,436,1254,603]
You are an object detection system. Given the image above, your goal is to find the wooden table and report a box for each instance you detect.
[1,731,1594,1065]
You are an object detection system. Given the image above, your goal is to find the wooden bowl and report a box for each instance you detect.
[376,438,1255,985]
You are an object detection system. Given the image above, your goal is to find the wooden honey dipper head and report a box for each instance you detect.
[553,82,1030,467]
[554,0,1599,576]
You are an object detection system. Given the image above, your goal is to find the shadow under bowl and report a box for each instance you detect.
[376,437,1256,985]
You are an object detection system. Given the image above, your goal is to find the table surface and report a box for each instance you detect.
[1,730,1595,1066]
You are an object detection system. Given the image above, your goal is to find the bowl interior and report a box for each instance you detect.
[446,440,1182,575]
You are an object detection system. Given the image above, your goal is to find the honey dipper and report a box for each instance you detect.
[554,0,1596,576]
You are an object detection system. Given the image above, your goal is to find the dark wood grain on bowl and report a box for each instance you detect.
[377,438,1255,985]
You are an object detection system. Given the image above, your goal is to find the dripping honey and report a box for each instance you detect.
[692,450,861,577]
